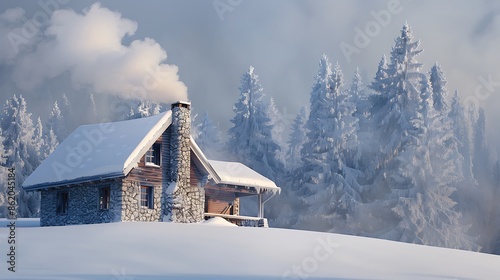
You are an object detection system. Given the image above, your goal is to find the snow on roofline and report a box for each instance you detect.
[189,137,220,180]
[207,160,281,194]
[171,100,191,106]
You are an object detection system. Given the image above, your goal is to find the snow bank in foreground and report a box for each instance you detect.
[201,217,238,227]
[0,222,499,279]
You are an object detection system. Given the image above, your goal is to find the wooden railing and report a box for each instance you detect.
[220,204,233,215]
[204,213,268,227]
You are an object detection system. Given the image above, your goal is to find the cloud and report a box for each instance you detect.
[0,7,27,64]
[11,3,187,103]
[0,7,25,22]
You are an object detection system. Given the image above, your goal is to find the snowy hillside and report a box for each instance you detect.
[1,221,499,279]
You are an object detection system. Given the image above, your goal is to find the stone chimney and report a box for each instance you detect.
[162,101,204,223]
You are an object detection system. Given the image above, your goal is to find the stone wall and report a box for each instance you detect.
[120,180,162,222]
[163,104,205,223]
[40,181,122,226]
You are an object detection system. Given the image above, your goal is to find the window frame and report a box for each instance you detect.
[56,191,69,215]
[98,187,111,211]
[145,143,161,167]
[140,186,154,209]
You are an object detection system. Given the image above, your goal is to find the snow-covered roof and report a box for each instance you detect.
[23,110,280,194]
[208,160,280,194]
[23,111,172,190]
[189,141,280,193]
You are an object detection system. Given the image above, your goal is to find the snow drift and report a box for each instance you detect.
[0,222,498,279]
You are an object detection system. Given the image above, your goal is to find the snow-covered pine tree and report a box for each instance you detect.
[87,92,98,123]
[272,106,309,229]
[0,127,5,163]
[368,55,391,125]
[375,61,478,250]
[128,99,162,119]
[472,108,489,182]
[370,55,389,94]
[378,74,425,244]
[350,68,368,125]
[228,66,284,180]
[370,23,424,175]
[47,101,67,142]
[295,55,336,230]
[60,93,72,135]
[110,97,162,121]
[383,23,422,146]
[446,91,485,245]
[0,127,7,217]
[300,55,335,188]
[287,106,307,171]
[414,75,476,249]
[367,23,433,242]
[190,111,201,141]
[363,55,391,181]
[268,97,287,163]
[89,93,97,115]
[296,56,362,232]
[42,128,59,159]
[429,63,449,113]
[449,91,475,185]
[137,100,161,118]
[331,63,364,233]
[0,95,41,217]
[468,107,500,251]
[329,63,360,175]
[348,68,370,171]
[61,93,71,112]
[33,117,45,159]
[267,105,307,227]
[422,70,466,202]
[196,111,224,159]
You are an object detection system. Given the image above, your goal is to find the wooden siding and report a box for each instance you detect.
[128,136,162,184]
[190,158,202,188]
[205,188,236,214]
[205,184,257,196]
[127,163,162,184]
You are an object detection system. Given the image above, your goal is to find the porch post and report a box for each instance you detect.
[258,193,263,218]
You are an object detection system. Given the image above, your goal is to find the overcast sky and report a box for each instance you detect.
[1,0,499,150]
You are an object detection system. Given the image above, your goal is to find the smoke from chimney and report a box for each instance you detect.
[11,3,187,103]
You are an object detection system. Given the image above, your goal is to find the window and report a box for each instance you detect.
[99,187,111,210]
[141,186,154,209]
[145,143,161,166]
[56,192,69,215]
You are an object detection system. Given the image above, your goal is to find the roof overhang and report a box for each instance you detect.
[22,172,125,190]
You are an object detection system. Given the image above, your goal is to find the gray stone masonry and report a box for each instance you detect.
[121,180,162,222]
[163,104,205,223]
[40,181,122,226]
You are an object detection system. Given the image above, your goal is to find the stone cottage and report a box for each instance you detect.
[22,101,280,227]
